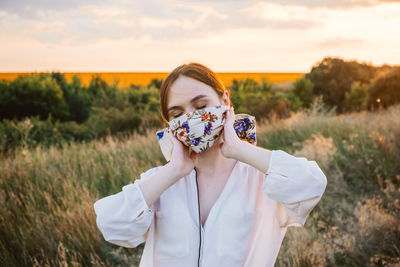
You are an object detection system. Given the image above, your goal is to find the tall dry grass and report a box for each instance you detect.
[261,102,400,267]
[0,128,167,266]
[1,101,399,266]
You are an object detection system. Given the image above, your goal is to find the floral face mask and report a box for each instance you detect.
[155,104,257,162]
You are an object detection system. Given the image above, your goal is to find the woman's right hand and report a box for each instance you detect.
[167,128,197,178]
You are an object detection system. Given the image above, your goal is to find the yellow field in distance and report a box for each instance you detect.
[0,72,304,87]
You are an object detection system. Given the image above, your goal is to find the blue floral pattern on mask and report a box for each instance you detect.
[182,121,190,132]
[155,105,257,161]
[157,131,164,141]
[204,122,213,135]
[191,137,201,146]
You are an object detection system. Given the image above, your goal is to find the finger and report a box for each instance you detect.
[223,110,231,126]
[224,108,230,121]
[169,128,178,144]
[227,108,234,124]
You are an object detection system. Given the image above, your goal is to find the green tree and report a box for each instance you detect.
[0,74,70,122]
[344,81,369,112]
[306,57,378,113]
[367,67,400,110]
[368,67,400,109]
[288,76,315,110]
[228,77,291,122]
[51,73,91,123]
[148,78,163,89]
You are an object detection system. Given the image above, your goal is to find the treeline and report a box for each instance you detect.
[0,74,163,155]
[303,57,400,113]
[1,56,399,155]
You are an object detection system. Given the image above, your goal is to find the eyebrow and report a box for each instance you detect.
[167,94,208,113]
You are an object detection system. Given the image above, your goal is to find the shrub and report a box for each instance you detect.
[288,76,315,110]
[0,74,70,122]
[344,81,369,112]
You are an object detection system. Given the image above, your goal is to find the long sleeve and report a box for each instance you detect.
[93,165,163,248]
[262,150,327,228]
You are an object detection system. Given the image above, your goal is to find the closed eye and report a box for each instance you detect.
[172,105,207,119]
[172,114,182,119]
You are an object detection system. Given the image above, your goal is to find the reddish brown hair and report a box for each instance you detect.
[159,62,232,124]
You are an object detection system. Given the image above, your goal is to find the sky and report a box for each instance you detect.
[0,0,399,72]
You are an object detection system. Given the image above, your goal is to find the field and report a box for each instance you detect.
[0,100,399,266]
[0,72,304,87]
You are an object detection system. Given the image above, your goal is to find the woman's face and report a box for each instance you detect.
[167,75,230,121]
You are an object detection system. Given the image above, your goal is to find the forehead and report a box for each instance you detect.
[167,75,219,108]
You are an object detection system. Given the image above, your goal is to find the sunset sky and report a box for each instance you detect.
[1,0,399,72]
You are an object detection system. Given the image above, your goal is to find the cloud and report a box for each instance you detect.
[232,2,322,29]
[314,37,365,48]
[10,0,397,47]
[0,0,326,45]
[0,0,399,71]
[266,0,400,9]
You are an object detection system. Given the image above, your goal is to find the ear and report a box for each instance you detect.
[221,90,230,106]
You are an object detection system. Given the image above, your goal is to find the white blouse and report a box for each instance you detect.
[93,149,327,267]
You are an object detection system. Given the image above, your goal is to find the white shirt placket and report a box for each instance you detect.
[199,226,205,266]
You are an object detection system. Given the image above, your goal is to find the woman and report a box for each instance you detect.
[93,63,328,267]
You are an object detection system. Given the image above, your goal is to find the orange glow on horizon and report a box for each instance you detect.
[0,72,304,87]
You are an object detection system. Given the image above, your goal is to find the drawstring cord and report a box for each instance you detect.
[195,169,201,267]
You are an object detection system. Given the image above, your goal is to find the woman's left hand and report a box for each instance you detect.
[219,106,244,159]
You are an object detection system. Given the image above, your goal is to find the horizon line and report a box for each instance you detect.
[0,70,307,74]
